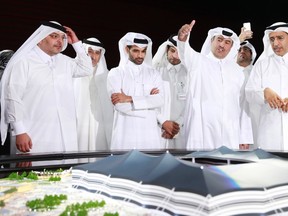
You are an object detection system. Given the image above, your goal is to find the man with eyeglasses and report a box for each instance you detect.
[0,21,93,154]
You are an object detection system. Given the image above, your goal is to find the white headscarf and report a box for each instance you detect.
[152,34,177,68]
[201,27,240,60]
[82,37,108,75]
[4,21,67,70]
[0,21,68,145]
[239,40,257,65]
[257,22,288,62]
[118,32,152,67]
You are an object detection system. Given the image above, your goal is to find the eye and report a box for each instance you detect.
[49,33,66,40]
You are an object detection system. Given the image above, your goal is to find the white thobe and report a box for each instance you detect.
[155,63,187,149]
[107,61,164,150]
[241,65,259,148]
[74,70,113,151]
[4,43,93,153]
[178,40,253,150]
[245,54,288,151]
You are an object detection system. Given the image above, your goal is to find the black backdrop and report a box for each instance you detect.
[0,0,287,69]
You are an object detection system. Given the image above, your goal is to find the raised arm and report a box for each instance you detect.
[178,20,196,42]
[64,26,79,44]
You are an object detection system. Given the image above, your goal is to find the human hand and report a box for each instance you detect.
[264,88,284,109]
[281,98,288,112]
[111,89,132,105]
[161,131,174,139]
[239,144,250,150]
[178,20,195,42]
[64,26,79,44]
[239,27,253,42]
[150,88,159,95]
[16,133,32,153]
[162,120,180,136]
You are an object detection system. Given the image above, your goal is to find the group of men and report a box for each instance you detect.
[1,20,288,154]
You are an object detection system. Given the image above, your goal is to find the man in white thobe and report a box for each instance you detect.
[0,49,14,155]
[177,20,253,150]
[74,38,113,151]
[0,21,93,154]
[153,34,188,149]
[236,41,258,149]
[245,22,288,151]
[107,32,164,150]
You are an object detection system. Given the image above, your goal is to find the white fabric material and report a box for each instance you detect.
[153,36,188,149]
[107,33,164,150]
[82,37,107,76]
[245,22,288,151]
[240,65,258,147]
[107,62,164,150]
[118,32,152,67]
[74,38,113,151]
[0,22,93,153]
[177,30,253,150]
[201,27,240,60]
[257,22,288,62]
[152,35,177,68]
[245,48,288,151]
[240,41,257,64]
[237,42,259,148]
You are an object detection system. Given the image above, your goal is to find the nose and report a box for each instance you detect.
[172,52,180,59]
[273,38,280,45]
[56,37,64,46]
[219,41,226,47]
[138,52,145,58]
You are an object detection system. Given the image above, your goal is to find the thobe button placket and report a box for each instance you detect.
[134,66,144,96]
[48,58,55,70]
[218,60,224,83]
[169,67,177,87]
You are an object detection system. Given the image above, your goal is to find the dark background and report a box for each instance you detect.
[0,0,287,69]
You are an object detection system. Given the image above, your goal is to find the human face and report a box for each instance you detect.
[167,46,181,65]
[126,45,147,65]
[87,47,101,67]
[269,31,288,57]
[37,32,66,56]
[211,35,233,59]
[237,46,252,67]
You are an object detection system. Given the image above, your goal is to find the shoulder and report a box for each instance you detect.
[12,54,34,68]
[146,65,161,75]
[107,66,122,78]
[253,55,276,70]
[109,66,121,73]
